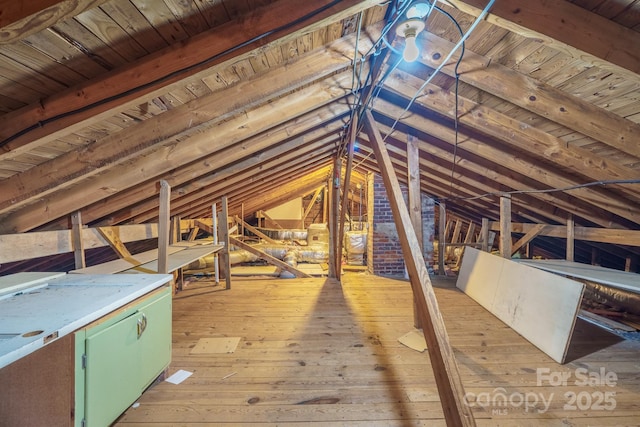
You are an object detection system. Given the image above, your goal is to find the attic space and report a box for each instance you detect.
[1,0,640,426]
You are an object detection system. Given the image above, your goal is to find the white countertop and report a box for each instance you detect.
[0,273,172,369]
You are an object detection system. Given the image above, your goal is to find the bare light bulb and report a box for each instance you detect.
[396,19,425,63]
[403,35,420,62]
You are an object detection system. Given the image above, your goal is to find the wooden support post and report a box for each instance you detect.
[240,203,244,237]
[158,180,171,275]
[481,218,489,252]
[338,116,357,279]
[566,214,575,262]
[625,255,638,272]
[438,202,446,276]
[364,111,475,427]
[71,211,86,270]
[322,186,328,224]
[499,194,512,259]
[328,156,342,279]
[170,216,181,244]
[218,197,231,289]
[408,134,423,329]
[212,203,219,285]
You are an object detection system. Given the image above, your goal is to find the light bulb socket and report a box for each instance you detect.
[395,18,425,39]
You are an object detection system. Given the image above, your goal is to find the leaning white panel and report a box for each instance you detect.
[457,248,585,363]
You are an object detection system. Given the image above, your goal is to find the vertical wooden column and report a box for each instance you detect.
[71,211,86,270]
[338,119,357,278]
[240,203,245,237]
[158,180,170,274]
[566,214,575,262]
[328,156,342,279]
[212,203,220,285]
[322,186,328,223]
[170,216,181,244]
[438,202,446,276]
[364,111,475,427]
[407,134,423,328]
[480,218,489,252]
[218,196,231,289]
[499,194,511,259]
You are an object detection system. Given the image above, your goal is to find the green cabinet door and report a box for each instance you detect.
[82,287,172,427]
[137,290,172,390]
[85,311,142,427]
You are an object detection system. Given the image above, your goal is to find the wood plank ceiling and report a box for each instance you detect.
[0,0,639,269]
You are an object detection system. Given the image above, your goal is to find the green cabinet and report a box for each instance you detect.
[78,286,172,427]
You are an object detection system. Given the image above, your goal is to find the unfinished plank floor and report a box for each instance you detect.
[115,273,640,426]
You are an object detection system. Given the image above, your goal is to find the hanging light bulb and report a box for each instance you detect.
[396,18,425,63]
[403,33,420,62]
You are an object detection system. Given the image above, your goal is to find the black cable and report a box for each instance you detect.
[1,0,347,149]
[443,179,640,202]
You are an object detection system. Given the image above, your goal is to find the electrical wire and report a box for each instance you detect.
[443,179,640,202]
[381,0,496,143]
[1,0,348,149]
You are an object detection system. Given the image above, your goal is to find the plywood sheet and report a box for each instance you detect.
[457,248,585,363]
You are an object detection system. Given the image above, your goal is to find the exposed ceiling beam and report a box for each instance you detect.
[0,0,380,157]
[0,0,110,44]
[415,31,640,161]
[0,35,364,212]
[380,72,640,225]
[442,0,640,77]
[0,73,352,233]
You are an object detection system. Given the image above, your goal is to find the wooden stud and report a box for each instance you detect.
[438,202,446,275]
[338,116,358,278]
[408,133,423,329]
[70,211,86,270]
[328,156,342,279]
[499,194,512,259]
[480,218,489,252]
[158,180,171,274]
[567,214,575,262]
[218,197,231,289]
[212,203,219,285]
[364,111,476,427]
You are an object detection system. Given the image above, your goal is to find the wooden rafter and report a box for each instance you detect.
[445,0,640,77]
[364,110,475,427]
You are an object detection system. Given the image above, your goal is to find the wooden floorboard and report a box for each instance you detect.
[114,273,640,426]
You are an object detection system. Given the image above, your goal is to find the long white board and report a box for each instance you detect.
[517,259,640,294]
[457,248,585,363]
